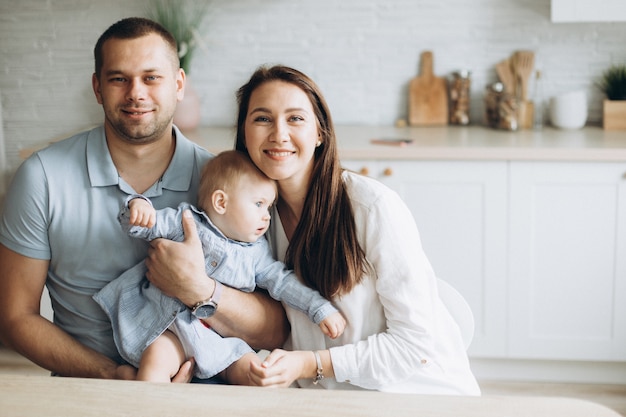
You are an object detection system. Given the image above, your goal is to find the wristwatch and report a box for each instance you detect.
[190,280,223,319]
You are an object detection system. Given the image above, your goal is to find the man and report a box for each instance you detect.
[0,17,286,380]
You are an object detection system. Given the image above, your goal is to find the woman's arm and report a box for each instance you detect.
[145,210,289,350]
[328,181,441,389]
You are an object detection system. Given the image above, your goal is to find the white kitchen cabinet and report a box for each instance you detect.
[508,162,626,361]
[551,0,626,22]
[343,158,626,364]
[342,160,509,358]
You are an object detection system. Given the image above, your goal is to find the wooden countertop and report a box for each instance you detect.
[19,125,626,162]
[0,374,620,417]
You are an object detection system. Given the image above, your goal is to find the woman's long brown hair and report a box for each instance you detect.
[235,65,369,298]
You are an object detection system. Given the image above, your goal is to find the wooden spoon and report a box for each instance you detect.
[512,50,535,101]
[496,58,515,94]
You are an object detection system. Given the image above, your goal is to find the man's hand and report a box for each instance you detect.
[114,364,138,380]
[145,210,212,306]
[171,358,195,383]
[113,359,194,382]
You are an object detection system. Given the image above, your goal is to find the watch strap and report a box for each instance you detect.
[191,279,223,315]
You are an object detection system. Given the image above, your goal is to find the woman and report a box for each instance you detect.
[232,65,480,395]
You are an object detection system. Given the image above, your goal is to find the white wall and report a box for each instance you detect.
[1,0,625,175]
[0,88,6,202]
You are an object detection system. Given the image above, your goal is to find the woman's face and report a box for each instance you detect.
[244,80,319,188]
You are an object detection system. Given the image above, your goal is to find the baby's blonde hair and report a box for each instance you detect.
[197,150,276,211]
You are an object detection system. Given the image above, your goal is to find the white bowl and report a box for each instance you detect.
[549,91,588,130]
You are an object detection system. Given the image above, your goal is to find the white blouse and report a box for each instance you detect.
[267,170,481,395]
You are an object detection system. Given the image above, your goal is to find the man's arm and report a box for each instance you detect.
[0,244,135,379]
[211,286,290,350]
[145,210,289,350]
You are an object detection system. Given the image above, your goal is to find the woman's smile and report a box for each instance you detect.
[244,80,319,185]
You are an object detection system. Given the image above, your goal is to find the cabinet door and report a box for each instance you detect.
[551,0,626,22]
[509,162,626,361]
[342,160,509,357]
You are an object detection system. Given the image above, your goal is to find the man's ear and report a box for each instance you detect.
[176,68,186,102]
[92,73,103,104]
[212,190,227,214]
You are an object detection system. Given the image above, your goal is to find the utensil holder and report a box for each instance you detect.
[517,101,534,129]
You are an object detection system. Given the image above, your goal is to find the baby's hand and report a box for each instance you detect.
[128,198,156,228]
[319,311,346,339]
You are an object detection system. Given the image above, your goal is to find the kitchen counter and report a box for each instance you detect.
[186,125,626,162]
[19,125,626,162]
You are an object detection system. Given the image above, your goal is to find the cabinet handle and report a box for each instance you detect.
[383,167,393,176]
[359,167,369,176]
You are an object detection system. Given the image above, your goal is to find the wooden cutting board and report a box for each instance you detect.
[409,51,448,126]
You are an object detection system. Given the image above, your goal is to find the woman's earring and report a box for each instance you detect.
[316,140,322,147]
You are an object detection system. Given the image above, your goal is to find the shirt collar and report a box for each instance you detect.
[161,125,196,192]
[86,125,196,193]
[86,126,117,187]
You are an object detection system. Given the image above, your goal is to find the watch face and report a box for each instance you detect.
[192,303,216,319]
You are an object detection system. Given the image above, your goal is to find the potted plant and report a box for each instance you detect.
[597,64,626,130]
[148,0,209,131]
[148,0,209,75]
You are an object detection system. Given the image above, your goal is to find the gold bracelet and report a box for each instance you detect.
[313,351,324,384]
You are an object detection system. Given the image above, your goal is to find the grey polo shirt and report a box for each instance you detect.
[0,125,212,360]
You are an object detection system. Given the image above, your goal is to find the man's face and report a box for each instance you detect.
[92,33,184,145]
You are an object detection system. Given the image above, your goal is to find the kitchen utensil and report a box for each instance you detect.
[409,51,448,126]
[495,59,515,94]
[512,50,535,101]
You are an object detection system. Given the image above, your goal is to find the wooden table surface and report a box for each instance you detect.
[0,374,620,417]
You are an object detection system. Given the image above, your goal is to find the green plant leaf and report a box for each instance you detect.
[147,0,209,74]
[597,64,626,100]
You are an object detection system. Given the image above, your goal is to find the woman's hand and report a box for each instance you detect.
[145,210,212,306]
[248,349,314,387]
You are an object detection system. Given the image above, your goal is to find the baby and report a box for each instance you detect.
[94,150,346,383]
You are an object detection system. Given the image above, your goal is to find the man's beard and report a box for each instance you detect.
[106,111,173,145]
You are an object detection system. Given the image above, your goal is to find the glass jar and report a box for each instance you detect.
[484,82,519,131]
[449,70,471,125]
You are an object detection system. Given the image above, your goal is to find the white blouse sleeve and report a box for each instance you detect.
[329,177,442,390]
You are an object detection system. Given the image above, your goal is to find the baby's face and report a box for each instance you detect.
[220,176,276,243]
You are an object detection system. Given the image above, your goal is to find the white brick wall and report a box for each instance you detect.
[1,0,625,174]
